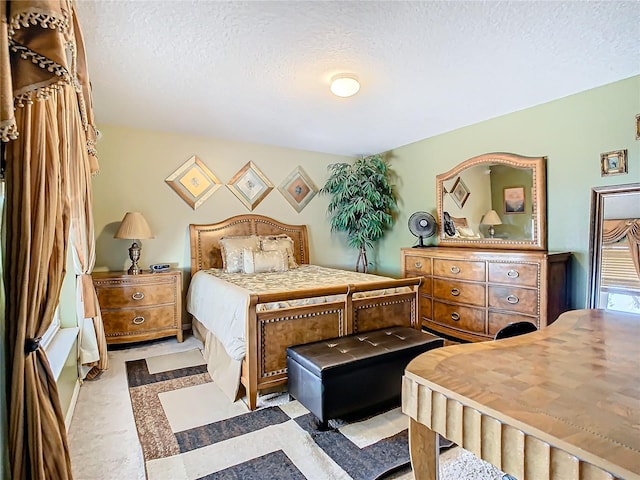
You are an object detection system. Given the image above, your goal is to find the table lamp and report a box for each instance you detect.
[114,212,154,274]
[481,209,502,238]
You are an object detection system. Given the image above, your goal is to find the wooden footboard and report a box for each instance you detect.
[242,277,422,410]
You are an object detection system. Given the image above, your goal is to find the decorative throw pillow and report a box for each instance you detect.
[260,234,298,269]
[219,235,260,273]
[242,248,288,274]
[457,226,479,238]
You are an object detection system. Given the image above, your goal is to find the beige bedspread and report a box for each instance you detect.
[186,265,408,396]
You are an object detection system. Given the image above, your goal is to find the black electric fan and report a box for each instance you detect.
[408,211,437,247]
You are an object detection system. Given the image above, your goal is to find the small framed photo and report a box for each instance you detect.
[503,186,525,214]
[635,114,639,140]
[600,150,628,176]
[450,177,470,209]
[165,155,221,210]
[278,166,318,213]
[227,161,273,210]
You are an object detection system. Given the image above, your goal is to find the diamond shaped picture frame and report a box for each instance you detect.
[165,155,221,210]
[227,161,273,211]
[278,166,318,213]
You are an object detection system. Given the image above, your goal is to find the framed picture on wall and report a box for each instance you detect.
[503,186,525,214]
[450,177,470,209]
[278,166,318,212]
[165,155,221,210]
[600,150,628,176]
[227,161,273,210]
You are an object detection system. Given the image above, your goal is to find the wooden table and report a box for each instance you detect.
[402,309,640,480]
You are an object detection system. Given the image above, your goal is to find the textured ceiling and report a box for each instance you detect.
[77,1,640,157]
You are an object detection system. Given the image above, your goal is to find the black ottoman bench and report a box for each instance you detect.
[286,326,444,429]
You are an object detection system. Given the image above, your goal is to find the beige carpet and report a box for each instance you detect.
[68,335,504,480]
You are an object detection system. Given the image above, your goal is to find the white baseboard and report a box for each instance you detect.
[65,379,81,431]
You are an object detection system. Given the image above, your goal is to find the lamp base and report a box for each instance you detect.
[127,264,142,275]
[128,242,142,275]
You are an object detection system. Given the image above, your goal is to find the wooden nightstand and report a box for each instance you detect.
[92,270,183,344]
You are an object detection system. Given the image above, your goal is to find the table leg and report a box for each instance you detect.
[409,418,440,480]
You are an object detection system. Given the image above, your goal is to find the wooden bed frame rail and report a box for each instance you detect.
[243,276,422,410]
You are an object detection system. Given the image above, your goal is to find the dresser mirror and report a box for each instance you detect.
[436,152,547,250]
[587,183,640,313]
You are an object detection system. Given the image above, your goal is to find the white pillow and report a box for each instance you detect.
[219,235,260,273]
[242,248,288,274]
[457,226,479,238]
[260,234,298,269]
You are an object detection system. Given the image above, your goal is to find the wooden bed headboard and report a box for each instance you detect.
[189,214,310,275]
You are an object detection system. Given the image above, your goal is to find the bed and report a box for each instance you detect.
[187,214,422,410]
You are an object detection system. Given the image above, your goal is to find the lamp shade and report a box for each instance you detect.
[114,212,154,240]
[481,210,502,226]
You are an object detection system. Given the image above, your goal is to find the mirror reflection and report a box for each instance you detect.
[441,164,534,241]
[436,152,547,250]
[589,183,640,314]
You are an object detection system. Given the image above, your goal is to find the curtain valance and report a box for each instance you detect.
[602,219,640,280]
[1,0,98,173]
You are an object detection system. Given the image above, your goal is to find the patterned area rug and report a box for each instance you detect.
[125,349,504,480]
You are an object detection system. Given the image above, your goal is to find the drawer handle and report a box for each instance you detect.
[450,288,460,296]
[132,316,145,325]
[506,295,519,304]
[450,312,460,321]
[507,269,519,278]
[414,261,423,269]
[450,266,461,274]
[132,292,145,301]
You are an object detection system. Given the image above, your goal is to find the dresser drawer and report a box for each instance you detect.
[488,313,538,337]
[102,305,177,336]
[488,286,539,315]
[419,277,432,297]
[96,283,176,309]
[433,279,485,307]
[419,295,432,320]
[433,259,485,281]
[488,263,538,287]
[433,301,485,333]
[404,255,431,276]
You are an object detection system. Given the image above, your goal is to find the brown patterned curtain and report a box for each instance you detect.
[1,1,101,478]
[602,219,640,279]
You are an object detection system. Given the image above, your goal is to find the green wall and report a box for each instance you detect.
[377,75,640,309]
[92,76,640,315]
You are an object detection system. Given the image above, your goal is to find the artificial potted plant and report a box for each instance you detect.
[320,154,397,273]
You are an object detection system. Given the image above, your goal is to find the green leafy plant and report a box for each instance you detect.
[320,154,397,273]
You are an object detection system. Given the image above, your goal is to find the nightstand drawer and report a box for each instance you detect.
[93,270,183,344]
[95,283,175,309]
[102,306,176,336]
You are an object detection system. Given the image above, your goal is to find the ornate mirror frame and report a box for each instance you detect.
[587,182,640,309]
[436,152,547,250]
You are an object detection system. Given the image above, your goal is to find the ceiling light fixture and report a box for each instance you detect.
[330,75,360,98]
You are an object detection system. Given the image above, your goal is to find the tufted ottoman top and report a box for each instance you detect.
[286,326,443,377]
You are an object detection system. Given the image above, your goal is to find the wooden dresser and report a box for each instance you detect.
[401,247,571,342]
[93,270,183,344]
